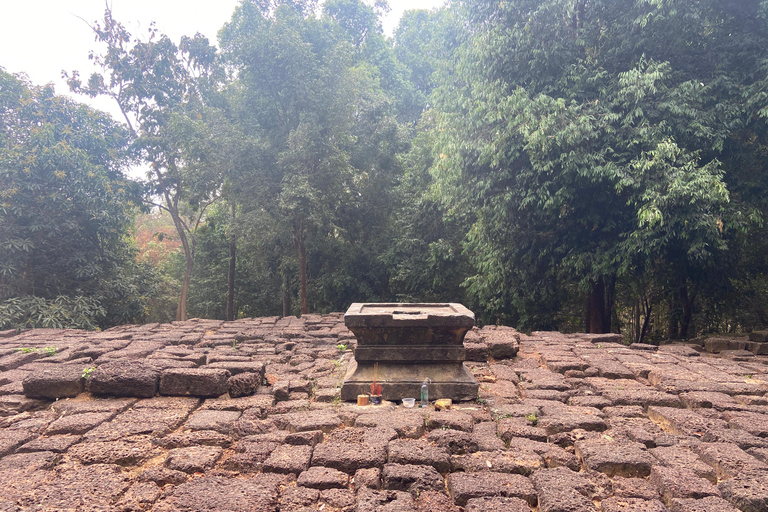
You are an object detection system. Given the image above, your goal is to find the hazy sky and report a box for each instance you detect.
[0,0,445,117]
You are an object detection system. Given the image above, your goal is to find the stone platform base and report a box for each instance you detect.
[339,358,479,402]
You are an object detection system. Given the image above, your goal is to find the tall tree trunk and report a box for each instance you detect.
[226,203,236,322]
[282,265,291,317]
[639,298,652,344]
[586,277,606,334]
[293,220,308,315]
[604,274,616,333]
[680,286,695,339]
[167,199,192,322]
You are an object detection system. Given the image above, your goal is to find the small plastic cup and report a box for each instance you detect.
[402,398,416,408]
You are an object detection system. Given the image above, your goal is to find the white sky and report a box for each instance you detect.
[0,0,445,119]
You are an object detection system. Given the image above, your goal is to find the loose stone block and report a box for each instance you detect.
[139,467,189,486]
[88,361,160,398]
[227,372,261,398]
[530,467,613,502]
[22,365,84,399]
[724,411,768,438]
[272,410,343,433]
[207,360,266,378]
[159,368,230,398]
[427,410,475,432]
[497,416,548,442]
[355,410,427,439]
[285,430,324,447]
[447,472,536,507]
[485,329,520,359]
[0,429,36,457]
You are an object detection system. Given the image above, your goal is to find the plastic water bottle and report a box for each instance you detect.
[420,379,429,407]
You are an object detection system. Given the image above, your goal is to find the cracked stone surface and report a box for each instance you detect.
[0,315,767,511]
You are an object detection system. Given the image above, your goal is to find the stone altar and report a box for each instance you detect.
[339,303,479,402]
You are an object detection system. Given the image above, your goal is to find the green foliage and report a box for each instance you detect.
[424,0,768,334]
[0,296,106,331]
[0,69,153,329]
[82,366,95,379]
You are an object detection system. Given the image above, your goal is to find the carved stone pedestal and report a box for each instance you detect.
[339,303,479,402]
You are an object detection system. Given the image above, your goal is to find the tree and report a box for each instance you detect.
[66,7,231,320]
[427,0,766,334]
[0,69,149,329]
[220,0,409,315]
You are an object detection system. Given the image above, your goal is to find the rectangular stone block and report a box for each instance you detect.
[159,368,230,398]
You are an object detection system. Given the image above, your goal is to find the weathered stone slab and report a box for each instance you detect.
[648,406,728,437]
[165,446,223,473]
[311,441,387,474]
[45,411,115,435]
[184,409,242,433]
[575,438,656,477]
[263,444,313,475]
[387,438,451,473]
[447,472,536,507]
[693,442,768,480]
[450,449,543,475]
[88,361,160,398]
[69,438,160,466]
[717,471,768,512]
[159,368,230,397]
[153,474,283,511]
[650,445,717,483]
[601,497,667,512]
[464,496,531,512]
[649,465,721,504]
[22,365,84,399]
[667,496,741,512]
[297,466,349,489]
[382,463,444,493]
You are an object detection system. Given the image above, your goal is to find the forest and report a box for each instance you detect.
[1,0,767,344]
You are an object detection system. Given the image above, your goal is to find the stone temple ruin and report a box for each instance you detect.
[0,312,767,511]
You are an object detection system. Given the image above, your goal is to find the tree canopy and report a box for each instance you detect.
[2,0,767,340]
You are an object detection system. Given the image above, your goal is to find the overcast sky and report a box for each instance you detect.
[0,0,445,118]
